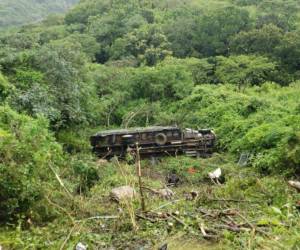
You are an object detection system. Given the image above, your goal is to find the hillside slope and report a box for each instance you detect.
[0,0,300,249]
[0,0,78,28]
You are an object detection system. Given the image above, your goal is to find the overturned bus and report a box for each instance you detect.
[90,126,216,159]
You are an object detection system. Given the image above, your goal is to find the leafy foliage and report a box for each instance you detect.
[164,82,300,173]
[0,106,63,220]
[215,55,277,88]
[0,72,13,101]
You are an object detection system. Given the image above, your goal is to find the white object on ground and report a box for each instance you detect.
[208,168,222,179]
[76,242,87,250]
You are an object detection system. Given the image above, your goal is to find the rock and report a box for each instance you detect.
[110,186,136,202]
[76,242,87,250]
[157,188,174,200]
[97,159,108,165]
[288,180,300,192]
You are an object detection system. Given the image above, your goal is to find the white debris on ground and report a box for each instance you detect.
[208,168,222,179]
[76,242,87,250]
[208,167,222,184]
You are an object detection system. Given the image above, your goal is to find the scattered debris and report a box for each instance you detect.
[184,190,199,201]
[208,168,222,185]
[110,186,136,202]
[75,215,119,222]
[174,210,180,216]
[288,180,300,192]
[150,156,160,166]
[166,172,180,187]
[167,222,174,227]
[208,167,221,179]
[76,242,87,250]
[207,198,258,203]
[136,213,157,223]
[199,223,218,240]
[198,208,238,219]
[238,152,250,167]
[214,224,250,233]
[167,212,187,227]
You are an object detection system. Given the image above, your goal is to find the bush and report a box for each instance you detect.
[71,156,100,194]
[0,72,13,102]
[160,82,300,174]
[0,106,63,221]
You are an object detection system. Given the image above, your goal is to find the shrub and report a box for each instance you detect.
[0,106,63,221]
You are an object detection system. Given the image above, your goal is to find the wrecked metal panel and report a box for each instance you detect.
[91,126,216,159]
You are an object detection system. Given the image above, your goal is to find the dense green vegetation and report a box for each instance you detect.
[0,0,78,28]
[0,0,299,249]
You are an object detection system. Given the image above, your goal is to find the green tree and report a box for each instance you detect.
[230,24,283,55]
[31,41,100,129]
[110,25,172,66]
[215,55,277,89]
[164,8,198,58]
[275,31,300,72]
[127,62,194,101]
[192,6,251,57]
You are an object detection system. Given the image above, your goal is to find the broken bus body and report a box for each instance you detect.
[90,126,216,159]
